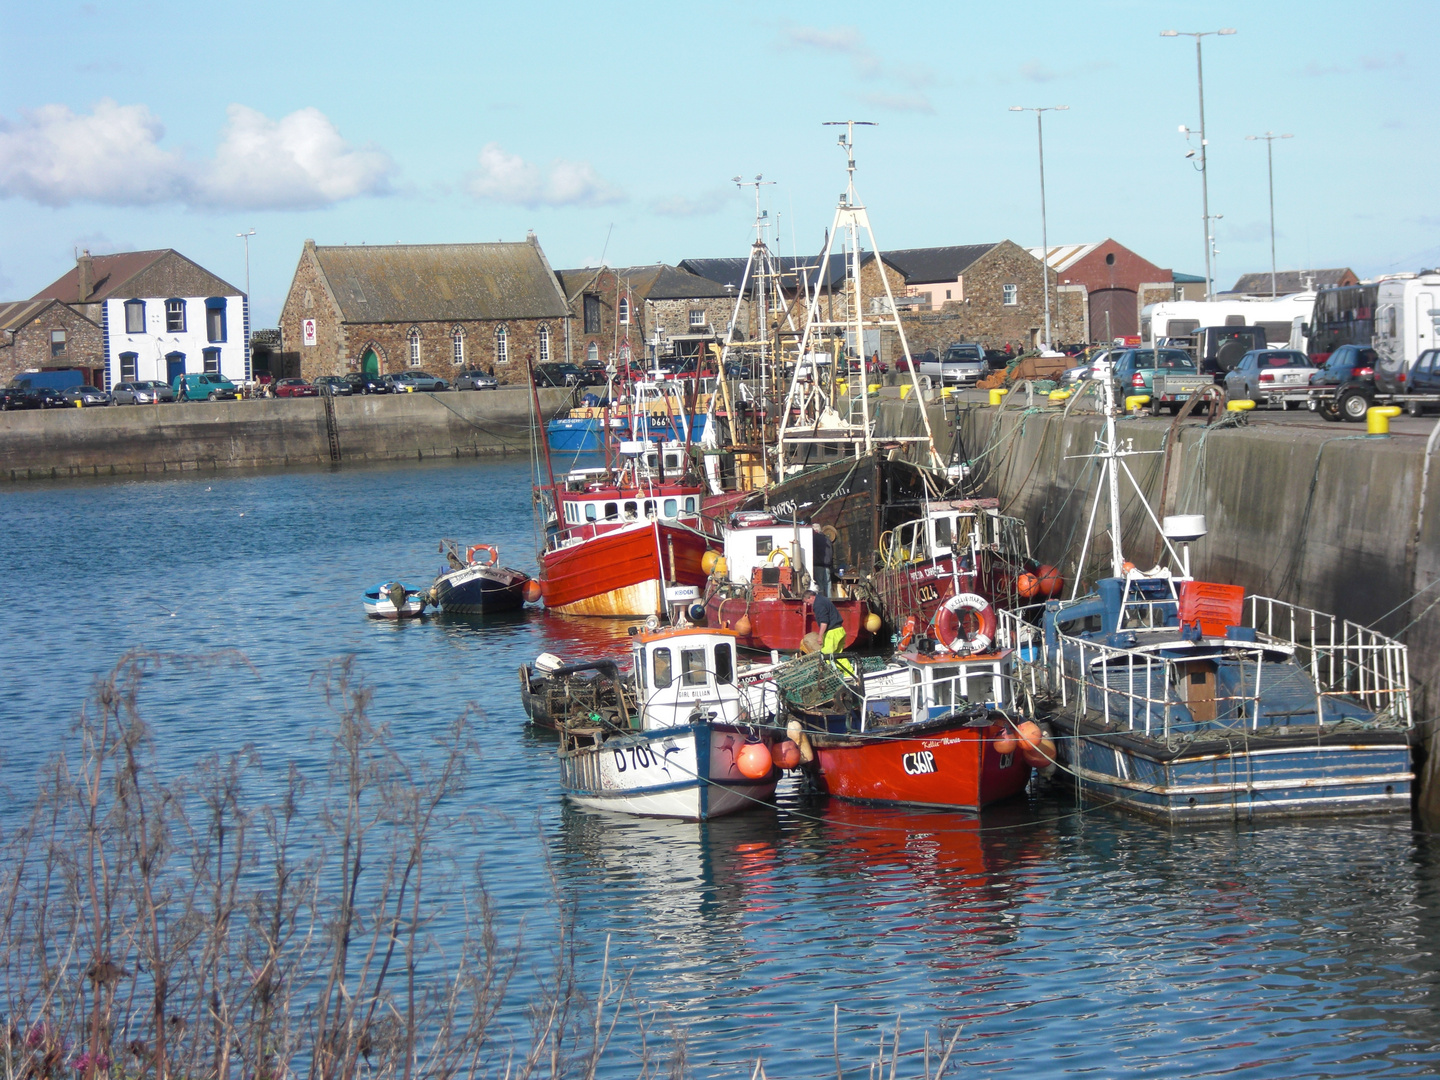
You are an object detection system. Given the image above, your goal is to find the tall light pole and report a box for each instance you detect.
[1010,105,1068,349]
[1245,132,1294,297]
[1162,28,1236,301]
[236,228,255,299]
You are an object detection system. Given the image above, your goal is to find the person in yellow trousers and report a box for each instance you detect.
[809,582,854,675]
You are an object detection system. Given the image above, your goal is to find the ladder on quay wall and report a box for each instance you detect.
[321,391,342,462]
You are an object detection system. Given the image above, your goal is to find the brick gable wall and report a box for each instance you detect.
[0,305,104,385]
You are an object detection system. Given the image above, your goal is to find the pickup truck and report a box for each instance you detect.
[918,343,986,387]
[1112,347,1210,415]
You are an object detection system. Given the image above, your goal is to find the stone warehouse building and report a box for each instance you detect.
[556,264,736,368]
[0,299,104,387]
[278,237,570,384]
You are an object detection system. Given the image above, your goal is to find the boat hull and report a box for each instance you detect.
[363,583,427,619]
[559,721,777,820]
[705,593,872,653]
[541,521,712,617]
[1049,717,1413,822]
[809,719,1030,811]
[433,563,528,614]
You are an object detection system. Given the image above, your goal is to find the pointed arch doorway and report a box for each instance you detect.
[361,348,379,378]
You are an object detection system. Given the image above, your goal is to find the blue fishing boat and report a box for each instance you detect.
[1003,364,1413,823]
[546,411,708,452]
[363,581,429,619]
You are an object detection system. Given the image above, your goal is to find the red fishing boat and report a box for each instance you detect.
[777,619,1046,811]
[702,512,875,653]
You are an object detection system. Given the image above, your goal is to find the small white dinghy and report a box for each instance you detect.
[363,581,429,620]
[556,627,781,820]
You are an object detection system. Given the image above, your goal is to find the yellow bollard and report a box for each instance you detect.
[1226,399,1256,413]
[1048,390,1071,402]
[1368,405,1402,435]
[989,388,1008,406]
[868,383,881,394]
[836,380,847,393]
[1123,394,1151,413]
[941,387,953,400]
[900,384,914,399]
[75,400,83,408]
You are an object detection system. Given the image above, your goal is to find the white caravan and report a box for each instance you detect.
[1373,272,1440,391]
[1142,294,1316,351]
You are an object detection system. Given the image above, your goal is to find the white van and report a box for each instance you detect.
[1373,272,1440,392]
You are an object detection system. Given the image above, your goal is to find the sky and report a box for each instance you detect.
[1,0,1435,326]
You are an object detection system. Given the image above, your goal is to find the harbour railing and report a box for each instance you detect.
[995,599,1411,742]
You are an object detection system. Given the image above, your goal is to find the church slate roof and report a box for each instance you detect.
[313,242,569,323]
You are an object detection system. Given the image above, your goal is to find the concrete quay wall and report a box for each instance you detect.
[875,393,1440,808]
[0,387,575,481]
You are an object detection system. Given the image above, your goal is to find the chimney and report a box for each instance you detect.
[77,249,94,303]
[526,229,537,245]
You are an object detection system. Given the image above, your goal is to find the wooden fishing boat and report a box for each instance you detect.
[555,628,783,820]
[428,540,531,615]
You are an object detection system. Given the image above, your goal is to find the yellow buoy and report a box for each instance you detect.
[713,555,727,578]
[701,550,720,575]
[1368,405,1401,434]
[864,612,882,634]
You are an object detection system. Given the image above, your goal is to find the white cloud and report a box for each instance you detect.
[466,143,623,208]
[1361,52,1404,71]
[779,24,881,77]
[200,105,394,210]
[0,99,394,210]
[0,100,189,206]
[650,188,734,218]
[859,92,935,115]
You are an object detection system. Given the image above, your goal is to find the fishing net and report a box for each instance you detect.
[769,651,891,710]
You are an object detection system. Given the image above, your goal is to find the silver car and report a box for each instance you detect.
[113,380,175,404]
[1223,350,1315,409]
[62,384,113,407]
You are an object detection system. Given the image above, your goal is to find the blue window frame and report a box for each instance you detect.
[124,299,146,334]
[202,348,220,373]
[205,298,227,342]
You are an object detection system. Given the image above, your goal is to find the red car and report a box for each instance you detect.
[275,378,319,398]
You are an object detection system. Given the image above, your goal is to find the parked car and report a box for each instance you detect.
[580,358,611,385]
[453,368,499,391]
[893,350,932,374]
[534,363,585,387]
[313,375,352,396]
[113,380,174,404]
[1308,344,1378,422]
[1110,347,1209,415]
[1222,350,1315,409]
[62,385,113,407]
[274,378,319,398]
[27,386,69,409]
[387,370,449,392]
[919,342,987,387]
[0,385,38,410]
[1398,348,1440,415]
[174,373,238,401]
[723,361,752,379]
[345,372,390,395]
[1060,364,1092,385]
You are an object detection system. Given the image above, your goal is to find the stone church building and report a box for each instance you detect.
[278,236,570,384]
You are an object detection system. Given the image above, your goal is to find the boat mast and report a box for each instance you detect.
[775,121,942,480]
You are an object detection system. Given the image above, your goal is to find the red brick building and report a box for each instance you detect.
[1028,240,1174,342]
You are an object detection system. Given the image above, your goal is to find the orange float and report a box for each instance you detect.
[736,741,773,780]
[1016,572,1039,599]
[1036,565,1063,598]
[773,740,802,770]
[991,724,1018,756]
[522,579,542,604]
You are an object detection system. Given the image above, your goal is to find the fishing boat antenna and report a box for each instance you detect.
[776,122,942,480]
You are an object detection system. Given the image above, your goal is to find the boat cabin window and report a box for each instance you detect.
[605,502,618,520]
[755,534,773,556]
[933,516,952,551]
[931,666,956,707]
[681,648,707,686]
[624,501,638,519]
[644,500,657,519]
[684,496,696,513]
[664,498,678,517]
[714,643,733,684]
[652,648,672,689]
[635,650,646,690]
[584,503,598,521]
[665,453,681,470]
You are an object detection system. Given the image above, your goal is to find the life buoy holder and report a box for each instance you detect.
[467,544,499,567]
[897,615,919,650]
[932,592,997,655]
[764,548,791,567]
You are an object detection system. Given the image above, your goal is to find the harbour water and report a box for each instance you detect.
[2,458,1439,1077]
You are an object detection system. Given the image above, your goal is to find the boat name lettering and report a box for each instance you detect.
[612,744,658,772]
[819,485,851,504]
[771,500,798,517]
[902,750,937,775]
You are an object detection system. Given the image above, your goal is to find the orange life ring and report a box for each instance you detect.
[931,592,997,655]
[467,544,499,566]
[897,615,918,650]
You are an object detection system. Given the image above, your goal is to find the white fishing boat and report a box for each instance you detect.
[362,581,428,619]
[556,627,783,820]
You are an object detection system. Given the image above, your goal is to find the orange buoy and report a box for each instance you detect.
[701,550,721,575]
[1122,560,1136,576]
[1016,572,1039,599]
[1022,737,1055,769]
[992,724,1018,755]
[522,579,542,604]
[736,741,773,780]
[1016,721,1044,752]
[735,615,752,637]
[1036,565,1063,598]
[773,740,802,770]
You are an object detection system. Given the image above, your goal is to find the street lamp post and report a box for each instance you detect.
[236,229,255,299]
[1010,105,1068,349]
[1162,27,1236,301]
[1245,132,1294,297]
